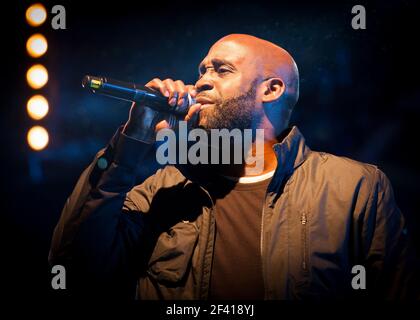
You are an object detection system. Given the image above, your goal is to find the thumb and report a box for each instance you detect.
[155,119,171,132]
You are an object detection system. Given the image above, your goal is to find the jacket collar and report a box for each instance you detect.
[177,126,311,193]
[272,126,311,176]
[268,126,311,193]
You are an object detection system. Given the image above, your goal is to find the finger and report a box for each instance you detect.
[184,103,202,121]
[163,79,178,107]
[155,119,171,131]
[185,85,197,98]
[145,78,168,97]
[173,80,189,109]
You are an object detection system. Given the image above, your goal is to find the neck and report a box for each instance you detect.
[211,136,279,178]
[246,139,278,175]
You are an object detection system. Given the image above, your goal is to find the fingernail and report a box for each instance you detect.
[164,91,169,97]
[169,98,176,106]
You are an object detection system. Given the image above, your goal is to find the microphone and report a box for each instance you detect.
[81,75,194,116]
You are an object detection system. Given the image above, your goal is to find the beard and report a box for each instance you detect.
[198,79,258,132]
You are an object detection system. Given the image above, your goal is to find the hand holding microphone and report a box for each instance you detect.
[82,75,202,143]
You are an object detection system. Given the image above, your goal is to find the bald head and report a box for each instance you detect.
[212,34,299,110]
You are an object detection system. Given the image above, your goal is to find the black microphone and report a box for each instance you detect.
[81,75,194,116]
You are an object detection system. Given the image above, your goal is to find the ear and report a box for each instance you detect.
[261,78,285,103]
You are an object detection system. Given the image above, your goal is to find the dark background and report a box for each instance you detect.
[1,0,419,300]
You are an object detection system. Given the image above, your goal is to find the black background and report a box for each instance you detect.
[1,0,419,304]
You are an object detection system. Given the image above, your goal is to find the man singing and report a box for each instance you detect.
[49,34,415,300]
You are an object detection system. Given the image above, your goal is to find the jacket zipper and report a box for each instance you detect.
[260,204,266,298]
[301,211,308,271]
[260,170,279,299]
[198,186,215,300]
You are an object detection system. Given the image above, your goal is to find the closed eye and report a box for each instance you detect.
[198,58,236,78]
[217,67,230,73]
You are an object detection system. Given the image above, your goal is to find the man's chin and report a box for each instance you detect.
[197,107,217,130]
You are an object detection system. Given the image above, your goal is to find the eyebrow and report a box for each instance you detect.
[198,58,236,74]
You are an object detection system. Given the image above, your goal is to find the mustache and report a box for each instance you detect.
[196,93,220,103]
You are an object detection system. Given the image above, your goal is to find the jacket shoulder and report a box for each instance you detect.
[305,150,384,188]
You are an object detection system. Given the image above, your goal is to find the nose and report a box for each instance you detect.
[195,73,214,93]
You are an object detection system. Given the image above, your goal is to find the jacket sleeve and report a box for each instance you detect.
[361,168,418,300]
[48,126,156,297]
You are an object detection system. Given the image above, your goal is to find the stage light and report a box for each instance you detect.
[26,34,48,58]
[27,126,49,151]
[26,3,47,27]
[26,64,48,89]
[27,95,49,120]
